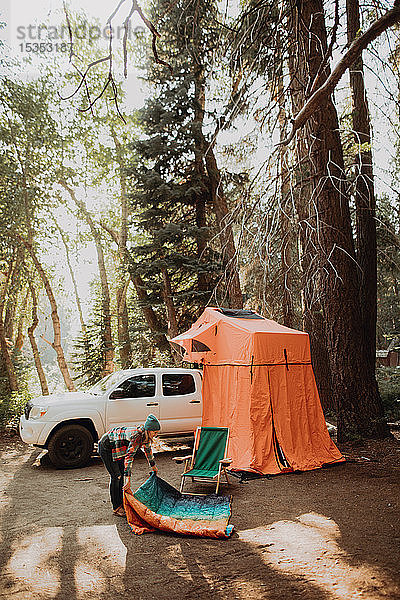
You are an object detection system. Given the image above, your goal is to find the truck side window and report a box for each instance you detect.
[118,375,156,398]
[162,374,195,396]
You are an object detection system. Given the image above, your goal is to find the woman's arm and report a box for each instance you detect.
[123,432,142,476]
[142,440,157,473]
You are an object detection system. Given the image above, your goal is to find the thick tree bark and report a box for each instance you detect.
[283,2,400,144]
[60,182,114,376]
[280,212,295,329]
[27,281,49,395]
[17,235,76,392]
[347,0,378,374]
[287,32,334,413]
[290,0,389,440]
[295,191,335,413]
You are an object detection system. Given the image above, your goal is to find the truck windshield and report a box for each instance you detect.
[88,372,122,395]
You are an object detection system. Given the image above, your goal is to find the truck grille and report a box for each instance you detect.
[24,401,33,420]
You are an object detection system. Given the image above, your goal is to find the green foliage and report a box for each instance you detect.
[126,0,226,333]
[376,195,400,346]
[126,299,174,368]
[230,0,281,79]
[70,288,176,384]
[70,299,109,387]
[376,367,400,422]
[0,75,62,273]
[0,75,62,418]
[0,154,25,254]
[0,351,31,428]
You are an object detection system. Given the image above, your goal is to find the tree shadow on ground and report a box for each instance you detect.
[115,520,329,600]
[0,442,398,600]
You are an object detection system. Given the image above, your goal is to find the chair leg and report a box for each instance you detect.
[180,476,185,494]
[215,466,222,494]
[224,468,230,485]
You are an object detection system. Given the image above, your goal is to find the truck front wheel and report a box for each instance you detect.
[47,424,94,469]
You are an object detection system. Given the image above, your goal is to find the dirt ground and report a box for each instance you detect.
[0,431,399,600]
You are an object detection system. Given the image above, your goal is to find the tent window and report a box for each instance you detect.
[217,308,264,320]
[170,342,184,355]
[192,339,211,352]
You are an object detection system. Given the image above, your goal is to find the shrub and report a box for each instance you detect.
[0,349,32,429]
[376,367,400,422]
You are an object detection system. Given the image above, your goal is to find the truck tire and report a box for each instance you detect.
[47,424,94,469]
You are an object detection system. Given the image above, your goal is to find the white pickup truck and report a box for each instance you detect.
[19,367,203,469]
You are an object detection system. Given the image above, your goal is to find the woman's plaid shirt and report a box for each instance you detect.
[106,425,155,475]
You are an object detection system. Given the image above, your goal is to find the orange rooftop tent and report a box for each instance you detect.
[171,308,344,475]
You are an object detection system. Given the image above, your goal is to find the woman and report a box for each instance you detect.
[98,414,161,516]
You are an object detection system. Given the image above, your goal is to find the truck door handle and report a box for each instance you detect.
[189,400,200,403]
[147,402,159,406]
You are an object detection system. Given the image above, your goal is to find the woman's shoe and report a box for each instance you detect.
[113,506,126,517]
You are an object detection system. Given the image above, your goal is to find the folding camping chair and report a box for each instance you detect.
[173,427,232,494]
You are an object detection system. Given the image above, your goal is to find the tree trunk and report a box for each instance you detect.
[18,235,76,392]
[283,4,400,144]
[161,267,181,365]
[0,319,18,391]
[100,222,171,354]
[110,128,133,368]
[194,188,208,298]
[15,289,29,352]
[161,267,179,339]
[192,66,242,309]
[27,281,49,395]
[278,65,296,329]
[280,216,295,329]
[347,0,378,374]
[60,182,114,376]
[193,67,213,302]
[291,0,388,440]
[287,25,334,412]
[4,246,24,341]
[204,148,243,309]
[129,270,170,352]
[0,257,18,391]
[55,220,87,336]
[116,280,132,368]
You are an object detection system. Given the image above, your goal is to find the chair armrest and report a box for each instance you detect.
[172,455,192,464]
[219,458,232,466]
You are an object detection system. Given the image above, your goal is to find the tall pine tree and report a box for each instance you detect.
[127,0,239,340]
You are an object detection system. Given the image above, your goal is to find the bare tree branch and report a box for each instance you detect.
[60,0,172,120]
[100,221,120,245]
[282,4,400,145]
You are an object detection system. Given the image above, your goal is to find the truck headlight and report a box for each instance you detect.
[29,406,48,420]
